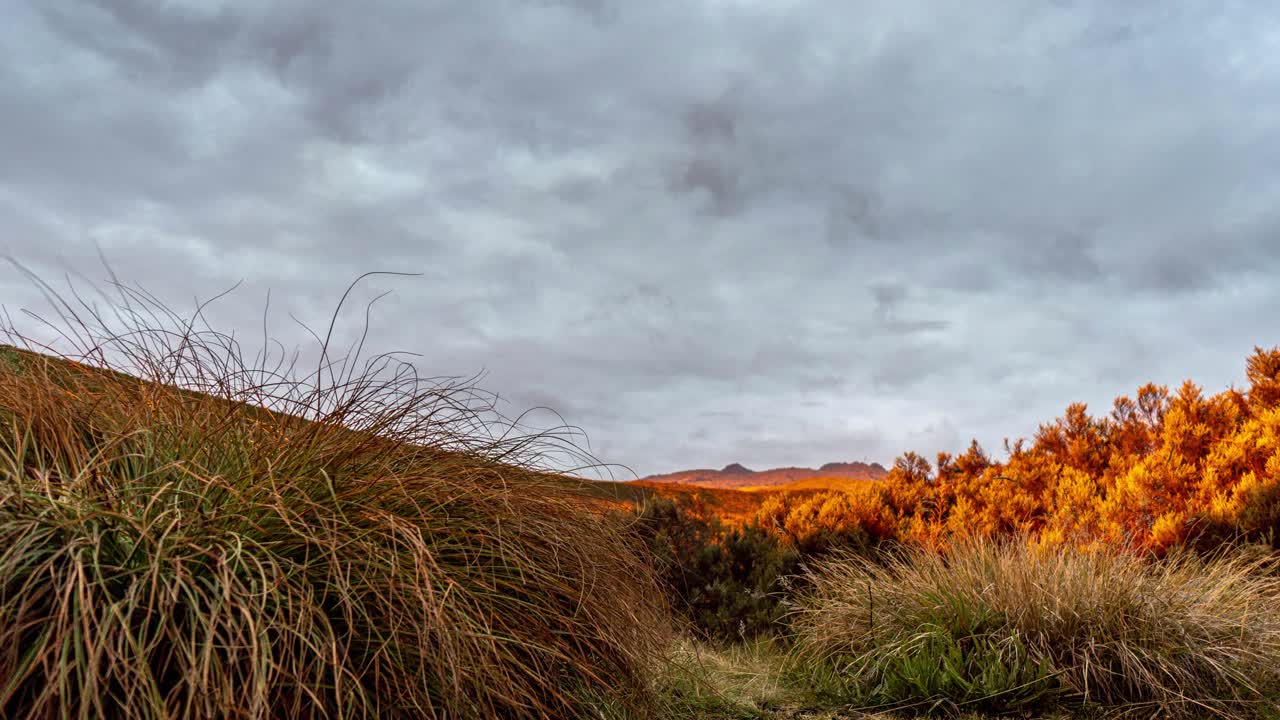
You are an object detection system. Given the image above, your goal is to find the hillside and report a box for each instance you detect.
[737,475,879,493]
[638,460,887,490]
[578,478,810,520]
[0,317,669,719]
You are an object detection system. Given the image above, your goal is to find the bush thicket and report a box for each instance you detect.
[635,495,800,641]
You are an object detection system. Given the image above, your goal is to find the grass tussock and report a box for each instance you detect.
[0,274,668,719]
[791,538,1280,718]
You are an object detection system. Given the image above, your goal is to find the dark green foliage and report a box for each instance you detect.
[635,496,799,641]
[807,611,1059,716]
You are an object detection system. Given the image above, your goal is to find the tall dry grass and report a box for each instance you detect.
[791,538,1280,718]
[0,273,668,719]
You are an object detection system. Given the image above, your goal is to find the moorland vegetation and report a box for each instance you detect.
[1,274,1277,719]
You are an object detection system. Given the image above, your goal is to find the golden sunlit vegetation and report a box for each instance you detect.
[749,347,1280,554]
[622,347,1280,718]
[593,480,782,520]
[582,478,845,522]
[738,476,878,494]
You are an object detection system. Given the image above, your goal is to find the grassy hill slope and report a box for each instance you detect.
[0,311,669,719]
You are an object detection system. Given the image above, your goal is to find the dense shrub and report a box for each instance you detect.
[792,539,1280,718]
[0,281,668,720]
[636,495,799,641]
[752,486,897,554]
[672,347,1280,556]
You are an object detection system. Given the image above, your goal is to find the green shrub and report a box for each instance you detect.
[792,538,1280,718]
[636,496,799,641]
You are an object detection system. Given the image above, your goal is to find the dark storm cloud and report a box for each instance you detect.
[3,0,1280,476]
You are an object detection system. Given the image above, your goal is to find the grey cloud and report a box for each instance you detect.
[674,154,745,216]
[870,339,961,392]
[3,0,1280,475]
[36,1,241,89]
[1137,253,1212,294]
[1015,233,1102,285]
[825,186,884,248]
[684,97,740,144]
[871,283,909,318]
[870,282,949,335]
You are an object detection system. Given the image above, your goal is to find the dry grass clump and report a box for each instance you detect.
[791,538,1280,718]
[0,275,668,719]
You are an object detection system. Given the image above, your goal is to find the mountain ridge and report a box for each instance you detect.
[637,460,888,490]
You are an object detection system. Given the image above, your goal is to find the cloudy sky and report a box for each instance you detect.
[2,1,1279,477]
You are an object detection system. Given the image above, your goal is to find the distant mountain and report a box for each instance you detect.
[637,460,888,490]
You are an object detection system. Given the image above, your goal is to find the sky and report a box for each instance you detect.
[2,1,1279,478]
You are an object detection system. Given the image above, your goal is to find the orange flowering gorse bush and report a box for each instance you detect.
[752,346,1280,554]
